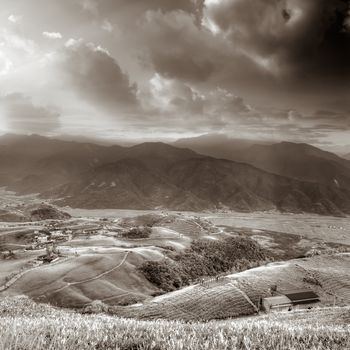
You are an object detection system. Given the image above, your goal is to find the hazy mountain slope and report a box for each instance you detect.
[167,157,350,215]
[1,134,350,215]
[175,135,350,190]
[0,135,200,194]
[174,133,261,160]
[239,142,350,189]
[0,134,126,192]
[51,159,208,211]
[49,155,350,215]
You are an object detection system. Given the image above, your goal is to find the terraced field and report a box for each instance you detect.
[0,247,164,308]
[1,203,349,321]
[110,253,350,321]
[0,212,224,308]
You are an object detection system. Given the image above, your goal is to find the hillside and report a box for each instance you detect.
[0,213,230,308]
[2,210,349,310]
[174,133,260,160]
[47,156,350,215]
[176,135,350,190]
[0,204,71,222]
[111,253,350,321]
[1,134,350,215]
[237,142,350,189]
[1,296,349,350]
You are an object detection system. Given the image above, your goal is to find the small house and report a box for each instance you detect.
[262,289,319,312]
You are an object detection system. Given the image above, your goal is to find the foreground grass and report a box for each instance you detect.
[0,297,349,350]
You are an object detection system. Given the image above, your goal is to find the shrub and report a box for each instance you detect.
[121,226,152,239]
[139,236,268,292]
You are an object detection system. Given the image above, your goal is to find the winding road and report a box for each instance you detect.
[39,251,130,297]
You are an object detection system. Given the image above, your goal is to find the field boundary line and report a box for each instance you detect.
[0,257,72,293]
[42,251,130,297]
[228,282,259,313]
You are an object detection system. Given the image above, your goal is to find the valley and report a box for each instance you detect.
[0,136,349,350]
[1,189,349,319]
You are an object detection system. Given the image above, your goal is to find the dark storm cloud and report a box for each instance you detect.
[60,40,139,114]
[207,0,350,81]
[1,0,349,144]
[139,11,221,82]
[138,9,272,94]
[137,0,350,111]
[93,0,205,22]
[0,93,60,133]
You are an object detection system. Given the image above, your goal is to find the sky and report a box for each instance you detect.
[0,0,349,150]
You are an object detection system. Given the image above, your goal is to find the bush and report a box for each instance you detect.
[121,226,152,239]
[139,236,268,292]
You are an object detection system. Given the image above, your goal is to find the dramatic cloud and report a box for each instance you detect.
[59,40,139,114]
[0,0,348,147]
[206,0,350,82]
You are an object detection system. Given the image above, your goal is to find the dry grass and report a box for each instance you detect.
[0,296,349,350]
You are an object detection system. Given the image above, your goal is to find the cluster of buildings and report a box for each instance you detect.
[33,228,73,248]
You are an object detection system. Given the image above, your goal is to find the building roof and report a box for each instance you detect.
[263,289,320,308]
[283,289,320,304]
[263,295,292,307]
[284,290,319,305]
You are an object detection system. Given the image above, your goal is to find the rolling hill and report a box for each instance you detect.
[234,142,350,189]
[111,253,350,321]
[0,204,70,222]
[1,134,350,215]
[175,135,350,190]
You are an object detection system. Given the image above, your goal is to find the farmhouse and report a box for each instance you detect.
[262,295,293,312]
[262,289,319,312]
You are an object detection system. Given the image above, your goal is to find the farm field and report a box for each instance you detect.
[0,208,227,308]
[1,191,349,322]
[0,296,349,350]
[67,207,350,245]
[111,253,350,321]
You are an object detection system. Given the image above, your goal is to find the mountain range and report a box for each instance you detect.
[1,134,350,216]
[175,134,350,188]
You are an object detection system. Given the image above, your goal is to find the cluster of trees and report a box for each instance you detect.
[121,226,152,239]
[140,236,269,292]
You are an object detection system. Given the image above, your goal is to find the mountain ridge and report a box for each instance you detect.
[1,134,350,216]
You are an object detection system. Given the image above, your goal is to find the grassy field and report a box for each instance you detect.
[204,212,350,245]
[65,208,350,245]
[1,247,163,307]
[0,212,229,308]
[0,296,349,350]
